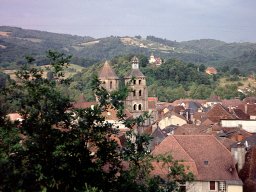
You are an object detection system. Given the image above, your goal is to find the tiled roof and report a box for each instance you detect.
[232,108,250,120]
[243,96,256,104]
[237,103,256,116]
[207,95,221,102]
[6,113,23,122]
[98,61,119,80]
[125,68,145,78]
[72,102,97,109]
[102,106,133,121]
[217,137,236,151]
[163,111,187,121]
[205,67,218,75]
[174,124,209,135]
[206,103,237,123]
[152,135,241,181]
[230,134,256,149]
[222,99,244,108]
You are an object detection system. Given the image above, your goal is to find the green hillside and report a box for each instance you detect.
[1,26,256,73]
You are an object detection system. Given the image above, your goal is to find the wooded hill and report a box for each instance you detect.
[1,26,256,73]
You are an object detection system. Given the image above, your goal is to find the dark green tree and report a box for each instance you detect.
[0,51,194,192]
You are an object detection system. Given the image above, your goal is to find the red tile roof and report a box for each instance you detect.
[205,67,217,75]
[152,135,241,181]
[206,103,237,123]
[72,102,97,109]
[174,124,209,135]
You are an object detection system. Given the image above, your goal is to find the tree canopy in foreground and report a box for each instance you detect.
[0,51,193,192]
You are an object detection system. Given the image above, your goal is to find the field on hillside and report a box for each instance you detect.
[219,76,256,89]
[3,64,85,80]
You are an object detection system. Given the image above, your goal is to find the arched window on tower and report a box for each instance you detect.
[139,80,141,85]
[138,104,142,110]
[133,90,136,96]
[133,104,137,111]
[133,80,136,85]
[139,90,142,96]
[110,81,112,89]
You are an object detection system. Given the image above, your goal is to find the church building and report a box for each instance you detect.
[98,56,148,120]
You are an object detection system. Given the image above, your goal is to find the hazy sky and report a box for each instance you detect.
[1,0,256,42]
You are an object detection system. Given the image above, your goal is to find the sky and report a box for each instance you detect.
[1,0,256,42]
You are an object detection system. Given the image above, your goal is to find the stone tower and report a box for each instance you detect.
[125,56,148,118]
[98,61,119,92]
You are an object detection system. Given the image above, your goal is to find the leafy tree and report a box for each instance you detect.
[0,52,194,191]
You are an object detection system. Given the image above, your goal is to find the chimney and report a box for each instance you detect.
[245,104,248,114]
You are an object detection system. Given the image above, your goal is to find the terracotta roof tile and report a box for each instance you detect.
[72,102,97,109]
[206,103,237,123]
[174,124,209,135]
[152,135,241,181]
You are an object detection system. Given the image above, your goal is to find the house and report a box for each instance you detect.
[158,111,187,129]
[221,119,256,133]
[237,103,256,119]
[148,126,167,151]
[239,146,256,192]
[231,134,256,171]
[205,67,218,75]
[148,53,162,66]
[206,103,237,124]
[6,113,23,122]
[152,135,243,192]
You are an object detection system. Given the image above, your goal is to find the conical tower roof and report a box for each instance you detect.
[99,61,119,80]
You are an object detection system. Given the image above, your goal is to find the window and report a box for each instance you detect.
[139,80,141,85]
[179,182,186,192]
[133,80,136,85]
[218,181,226,191]
[133,90,136,96]
[110,81,112,89]
[139,90,142,96]
[133,104,137,111]
[210,181,215,190]
[138,104,142,110]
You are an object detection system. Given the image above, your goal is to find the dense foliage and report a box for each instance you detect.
[0,52,194,191]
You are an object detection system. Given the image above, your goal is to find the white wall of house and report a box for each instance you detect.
[221,120,256,133]
[158,115,187,129]
[250,115,256,120]
[227,185,243,192]
[187,181,217,192]
[186,181,242,192]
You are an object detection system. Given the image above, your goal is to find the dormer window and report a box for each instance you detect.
[139,80,141,85]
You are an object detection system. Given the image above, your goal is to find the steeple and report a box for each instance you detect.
[124,56,148,120]
[98,61,119,92]
[99,61,119,80]
[131,56,139,69]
